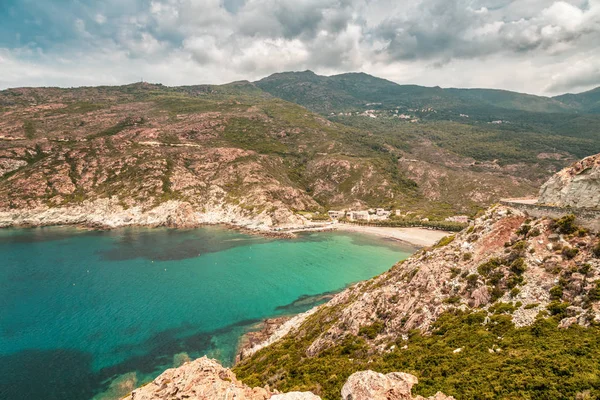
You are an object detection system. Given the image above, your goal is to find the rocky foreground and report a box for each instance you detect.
[123,356,452,400]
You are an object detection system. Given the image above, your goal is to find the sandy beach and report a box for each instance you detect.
[332,224,451,247]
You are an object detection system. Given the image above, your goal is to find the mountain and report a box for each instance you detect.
[554,86,600,114]
[255,71,579,115]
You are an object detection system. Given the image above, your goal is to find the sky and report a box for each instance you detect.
[0,0,599,95]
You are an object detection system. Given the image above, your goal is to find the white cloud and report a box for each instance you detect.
[0,0,599,94]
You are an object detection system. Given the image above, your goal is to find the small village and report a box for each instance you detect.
[326,208,470,224]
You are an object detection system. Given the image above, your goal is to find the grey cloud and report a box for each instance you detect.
[2,0,600,94]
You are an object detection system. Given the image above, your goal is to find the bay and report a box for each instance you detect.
[0,226,414,399]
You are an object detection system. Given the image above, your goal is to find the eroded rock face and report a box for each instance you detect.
[124,357,274,400]
[341,370,454,400]
[539,153,600,208]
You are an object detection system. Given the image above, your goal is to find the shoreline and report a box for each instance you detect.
[0,219,451,248]
[331,223,450,248]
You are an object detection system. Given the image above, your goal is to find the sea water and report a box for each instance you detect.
[0,226,414,399]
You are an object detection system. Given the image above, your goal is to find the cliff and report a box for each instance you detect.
[538,153,600,209]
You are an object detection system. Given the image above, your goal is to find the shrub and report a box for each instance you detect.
[358,322,384,339]
[444,295,461,305]
[462,252,472,261]
[435,235,455,248]
[554,214,578,234]
[489,302,517,314]
[466,274,479,287]
[550,285,564,300]
[478,258,502,276]
[547,301,570,319]
[593,242,600,258]
[529,228,541,237]
[516,224,531,235]
[579,264,592,276]
[510,288,521,298]
[562,247,579,260]
[510,258,527,275]
[588,282,600,303]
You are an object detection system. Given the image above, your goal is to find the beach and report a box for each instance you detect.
[332,224,451,247]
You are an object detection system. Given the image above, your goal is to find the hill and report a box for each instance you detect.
[0,79,571,228]
[554,86,600,114]
[255,71,579,115]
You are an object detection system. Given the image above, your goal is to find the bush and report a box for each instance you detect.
[550,285,564,300]
[434,235,455,248]
[462,252,472,261]
[478,258,502,276]
[466,274,479,288]
[443,295,461,304]
[516,224,531,235]
[547,301,570,319]
[562,247,579,260]
[554,214,578,234]
[358,322,385,339]
[510,258,527,275]
[593,242,600,258]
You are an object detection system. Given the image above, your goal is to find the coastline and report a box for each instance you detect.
[331,224,450,248]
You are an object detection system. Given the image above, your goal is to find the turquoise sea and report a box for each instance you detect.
[0,226,414,400]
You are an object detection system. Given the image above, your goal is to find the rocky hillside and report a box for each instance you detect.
[539,153,600,209]
[234,204,600,398]
[123,356,452,400]
[0,81,567,229]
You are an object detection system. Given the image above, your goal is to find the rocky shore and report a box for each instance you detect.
[0,198,306,232]
[122,356,453,400]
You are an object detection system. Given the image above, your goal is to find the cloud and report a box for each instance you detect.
[0,0,599,94]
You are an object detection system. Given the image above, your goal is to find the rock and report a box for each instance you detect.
[270,393,321,400]
[341,370,454,400]
[123,357,454,400]
[538,153,600,208]
[123,356,272,400]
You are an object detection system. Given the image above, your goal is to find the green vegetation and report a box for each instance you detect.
[86,118,139,140]
[593,241,600,258]
[434,235,456,248]
[343,220,466,232]
[358,322,385,339]
[235,309,600,399]
[554,215,578,235]
[23,120,36,139]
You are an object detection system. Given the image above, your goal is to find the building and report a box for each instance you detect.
[348,211,370,221]
[328,210,346,219]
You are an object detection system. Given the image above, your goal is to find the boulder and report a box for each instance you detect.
[341,370,454,400]
[538,153,600,209]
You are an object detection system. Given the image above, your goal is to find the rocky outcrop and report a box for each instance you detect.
[123,357,313,400]
[539,153,600,208]
[297,205,600,356]
[341,370,454,400]
[0,197,307,230]
[124,357,451,400]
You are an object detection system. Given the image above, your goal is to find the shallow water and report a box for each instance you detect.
[0,226,414,399]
